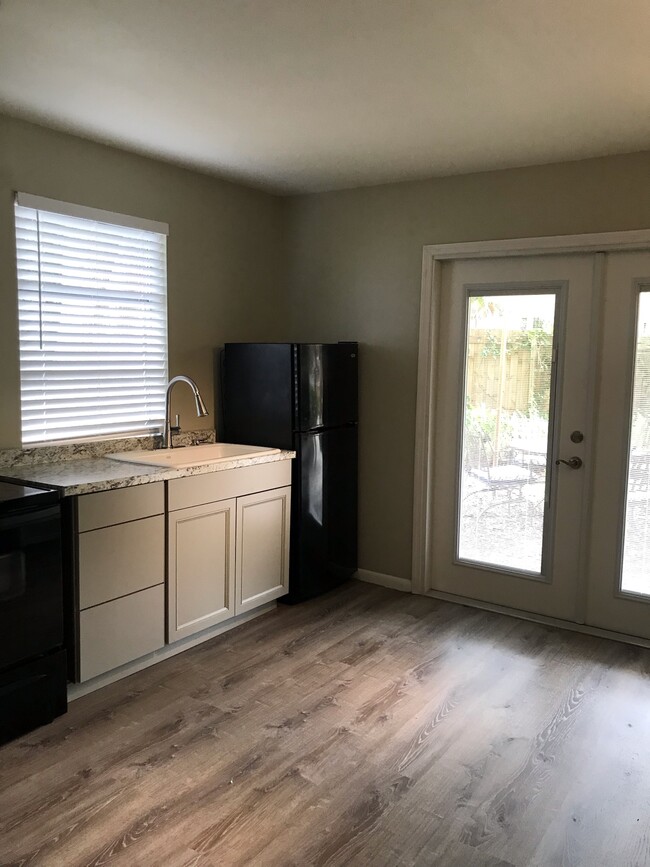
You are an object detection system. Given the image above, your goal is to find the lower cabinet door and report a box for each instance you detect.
[168,498,236,642]
[236,486,291,614]
[80,584,165,682]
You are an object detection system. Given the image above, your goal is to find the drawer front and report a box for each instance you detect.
[77,482,164,532]
[78,515,165,610]
[80,585,164,682]
[168,460,292,511]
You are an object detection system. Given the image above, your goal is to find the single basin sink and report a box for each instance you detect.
[107,442,281,469]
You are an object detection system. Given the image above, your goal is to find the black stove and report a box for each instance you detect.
[0,479,61,515]
[0,478,67,745]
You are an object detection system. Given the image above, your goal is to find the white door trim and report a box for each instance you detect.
[412,229,650,595]
[424,588,650,650]
[424,229,650,261]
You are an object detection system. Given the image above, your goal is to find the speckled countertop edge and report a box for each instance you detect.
[1,450,296,497]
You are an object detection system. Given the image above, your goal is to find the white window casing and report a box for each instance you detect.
[14,193,169,445]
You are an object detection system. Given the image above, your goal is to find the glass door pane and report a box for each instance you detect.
[457,292,557,574]
[621,291,650,595]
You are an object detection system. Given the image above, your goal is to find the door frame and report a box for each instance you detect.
[412,229,650,599]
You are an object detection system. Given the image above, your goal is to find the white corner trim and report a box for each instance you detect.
[411,249,440,595]
[356,569,412,593]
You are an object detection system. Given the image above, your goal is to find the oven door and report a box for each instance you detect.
[0,504,63,670]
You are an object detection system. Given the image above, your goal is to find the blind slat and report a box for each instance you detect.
[16,200,168,444]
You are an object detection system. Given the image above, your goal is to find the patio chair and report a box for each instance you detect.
[460,430,546,564]
[465,430,532,496]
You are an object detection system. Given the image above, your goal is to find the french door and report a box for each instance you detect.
[425,248,650,640]
[587,251,650,638]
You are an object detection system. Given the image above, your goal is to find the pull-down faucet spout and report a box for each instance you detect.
[162,375,209,448]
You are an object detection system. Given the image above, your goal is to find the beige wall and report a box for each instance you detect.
[285,152,650,583]
[0,114,287,447]
[3,114,650,586]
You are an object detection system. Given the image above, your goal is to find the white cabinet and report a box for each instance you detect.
[167,461,292,639]
[73,460,293,684]
[236,487,290,614]
[76,483,165,682]
[168,499,236,642]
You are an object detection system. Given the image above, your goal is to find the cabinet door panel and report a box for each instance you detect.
[236,487,290,613]
[168,500,236,642]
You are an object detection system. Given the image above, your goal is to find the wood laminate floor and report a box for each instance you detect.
[1,581,650,867]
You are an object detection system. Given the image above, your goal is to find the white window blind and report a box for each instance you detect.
[15,195,169,444]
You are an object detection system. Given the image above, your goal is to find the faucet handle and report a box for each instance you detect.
[171,413,181,433]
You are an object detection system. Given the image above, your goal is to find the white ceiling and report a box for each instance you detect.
[1,0,649,194]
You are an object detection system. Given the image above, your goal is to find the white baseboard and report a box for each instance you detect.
[68,602,276,701]
[355,569,412,593]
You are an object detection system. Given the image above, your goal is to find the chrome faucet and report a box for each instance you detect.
[162,375,209,448]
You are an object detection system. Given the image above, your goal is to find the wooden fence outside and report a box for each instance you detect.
[466,331,551,415]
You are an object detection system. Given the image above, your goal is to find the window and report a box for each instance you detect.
[14,193,168,445]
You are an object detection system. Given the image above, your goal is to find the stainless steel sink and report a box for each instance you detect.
[107,442,280,469]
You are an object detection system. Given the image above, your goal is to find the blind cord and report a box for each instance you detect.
[36,209,44,350]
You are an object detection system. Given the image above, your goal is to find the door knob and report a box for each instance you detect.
[555,456,583,469]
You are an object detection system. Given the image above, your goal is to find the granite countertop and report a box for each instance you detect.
[0,451,296,497]
[0,447,295,497]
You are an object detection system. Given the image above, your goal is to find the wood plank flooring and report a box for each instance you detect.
[2,581,650,866]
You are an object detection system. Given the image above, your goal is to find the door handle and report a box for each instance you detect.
[555,456,583,469]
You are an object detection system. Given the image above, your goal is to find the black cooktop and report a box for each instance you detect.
[0,479,61,515]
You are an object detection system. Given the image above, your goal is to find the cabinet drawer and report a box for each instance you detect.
[77,482,164,532]
[79,585,164,682]
[168,461,291,511]
[79,515,165,610]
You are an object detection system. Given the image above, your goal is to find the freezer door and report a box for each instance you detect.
[297,343,358,432]
[222,343,294,450]
[288,426,358,602]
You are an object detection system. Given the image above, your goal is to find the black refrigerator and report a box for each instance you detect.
[222,342,358,603]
